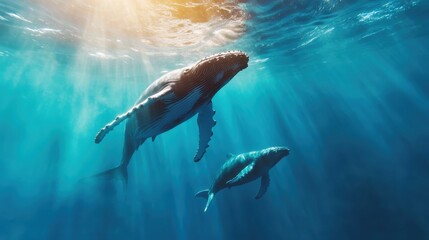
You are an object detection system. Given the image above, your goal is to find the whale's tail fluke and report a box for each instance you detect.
[93,165,128,186]
[195,189,214,212]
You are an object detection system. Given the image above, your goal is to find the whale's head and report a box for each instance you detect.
[262,146,290,167]
[183,50,249,93]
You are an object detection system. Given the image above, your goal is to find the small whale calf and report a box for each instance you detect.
[94,51,249,182]
[196,146,290,212]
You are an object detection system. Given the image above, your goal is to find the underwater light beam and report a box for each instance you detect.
[35,0,248,50]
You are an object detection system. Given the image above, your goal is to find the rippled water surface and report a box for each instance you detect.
[1,0,429,239]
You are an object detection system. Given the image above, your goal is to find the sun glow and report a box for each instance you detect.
[36,0,248,51]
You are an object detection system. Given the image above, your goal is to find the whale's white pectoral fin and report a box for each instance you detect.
[193,101,216,162]
[227,162,255,185]
[255,173,270,199]
[226,153,235,159]
[94,87,172,144]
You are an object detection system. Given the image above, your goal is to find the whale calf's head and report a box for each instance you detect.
[261,146,290,167]
[184,50,249,91]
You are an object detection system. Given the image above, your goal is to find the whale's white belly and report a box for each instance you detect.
[136,87,203,139]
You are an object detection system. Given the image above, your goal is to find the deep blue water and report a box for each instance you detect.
[1,0,429,239]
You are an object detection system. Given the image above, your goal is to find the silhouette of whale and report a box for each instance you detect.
[196,147,290,212]
[94,51,249,183]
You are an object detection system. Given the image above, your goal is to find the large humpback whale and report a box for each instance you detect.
[196,146,290,212]
[94,51,249,182]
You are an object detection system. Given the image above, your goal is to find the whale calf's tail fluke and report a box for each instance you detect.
[93,164,128,186]
[195,189,214,212]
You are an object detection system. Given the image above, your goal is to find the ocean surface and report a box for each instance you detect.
[1,0,429,239]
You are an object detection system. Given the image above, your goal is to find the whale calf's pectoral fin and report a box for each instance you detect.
[193,101,216,162]
[94,87,171,144]
[255,173,270,199]
[227,162,255,185]
[226,153,235,159]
